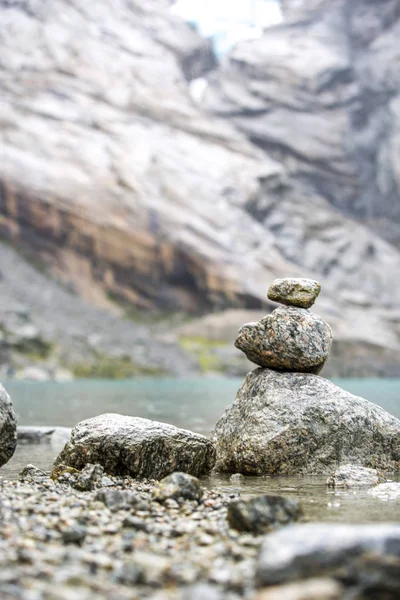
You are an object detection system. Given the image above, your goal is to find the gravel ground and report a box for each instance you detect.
[0,466,262,600]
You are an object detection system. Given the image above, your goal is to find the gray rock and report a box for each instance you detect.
[60,524,87,545]
[326,464,383,488]
[235,307,332,374]
[205,0,400,246]
[255,578,343,600]
[211,368,400,475]
[152,472,203,504]
[0,384,17,468]
[256,523,400,598]
[74,463,104,491]
[267,278,321,309]
[18,464,49,483]
[369,482,400,501]
[230,473,245,482]
[122,516,150,532]
[17,426,72,448]
[227,495,302,534]
[55,413,216,479]
[94,488,148,511]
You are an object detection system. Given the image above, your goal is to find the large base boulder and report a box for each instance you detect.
[55,413,216,479]
[211,369,400,475]
[0,384,17,467]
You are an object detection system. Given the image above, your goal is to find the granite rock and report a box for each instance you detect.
[74,463,105,492]
[152,472,203,504]
[227,494,302,534]
[234,307,332,374]
[256,523,400,598]
[211,368,400,475]
[55,413,216,479]
[267,278,321,309]
[0,384,17,468]
[326,464,383,488]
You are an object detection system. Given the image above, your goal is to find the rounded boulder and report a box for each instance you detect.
[55,413,216,479]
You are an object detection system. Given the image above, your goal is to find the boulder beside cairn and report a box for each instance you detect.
[235,278,332,374]
[212,278,400,475]
[54,413,216,479]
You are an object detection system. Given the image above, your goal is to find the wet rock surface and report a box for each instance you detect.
[211,368,400,475]
[256,523,400,598]
[0,384,17,467]
[267,278,321,309]
[227,495,302,534]
[235,307,332,373]
[326,464,384,488]
[55,413,216,479]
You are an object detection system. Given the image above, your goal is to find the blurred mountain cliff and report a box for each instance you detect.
[1,0,400,377]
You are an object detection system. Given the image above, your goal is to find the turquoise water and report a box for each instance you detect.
[1,377,399,523]
[4,377,400,435]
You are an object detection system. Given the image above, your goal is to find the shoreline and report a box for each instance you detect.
[1,464,399,600]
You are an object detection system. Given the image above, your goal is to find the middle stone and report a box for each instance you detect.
[235,306,332,374]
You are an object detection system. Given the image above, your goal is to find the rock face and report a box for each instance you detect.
[211,368,400,475]
[0,384,17,467]
[235,307,332,374]
[256,523,400,598]
[227,495,302,534]
[2,0,400,375]
[205,0,400,248]
[55,413,216,479]
[267,278,321,309]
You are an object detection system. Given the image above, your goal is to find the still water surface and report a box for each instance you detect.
[1,377,399,523]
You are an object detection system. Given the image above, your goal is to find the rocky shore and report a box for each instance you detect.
[1,278,400,599]
[0,464,399,600]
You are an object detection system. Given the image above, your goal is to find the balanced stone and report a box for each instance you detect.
[0,384,17,467]
[235,306,332,374]
[211,368,400,475]
[55,413,216,479]
[267,278,321,309]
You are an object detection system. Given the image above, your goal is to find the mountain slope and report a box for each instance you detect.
[1,0,400,375]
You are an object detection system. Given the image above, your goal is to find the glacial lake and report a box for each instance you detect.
[1,377,399,523]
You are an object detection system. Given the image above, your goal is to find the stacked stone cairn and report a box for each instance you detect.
[211,277,400,476]
[235,277,332,374]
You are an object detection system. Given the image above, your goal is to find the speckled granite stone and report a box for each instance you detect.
[55,413,216,479]
[268,278,321,309]
[235,306,332,374]
[211,368,400,475]
[0,384,17,467]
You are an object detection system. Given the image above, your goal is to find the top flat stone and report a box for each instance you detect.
[267,278,321,308]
